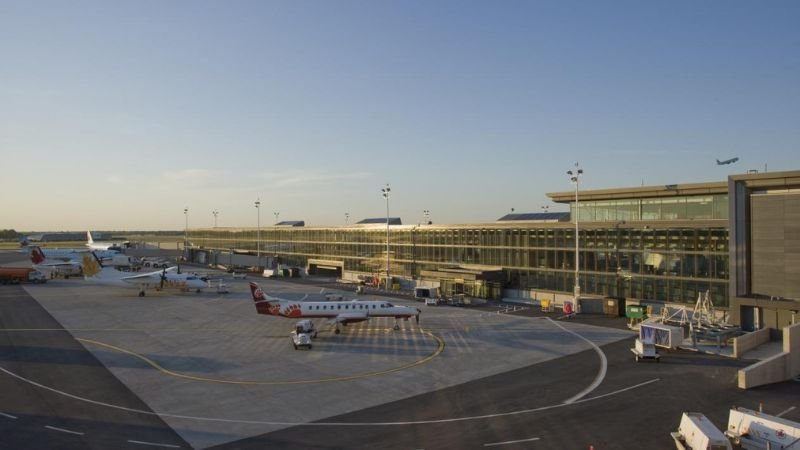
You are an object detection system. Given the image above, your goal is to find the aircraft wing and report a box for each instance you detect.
[36,261,80,268]
[333,311,369,324]
[120,271,164,282]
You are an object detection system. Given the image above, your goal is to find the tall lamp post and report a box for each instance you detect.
[254,199,261,268]
[382,184,391,290]
[614,220,626,297]
[212,209,219,228]
[273,211,280,263]
[423,209,430,225]
[183,208,188,250]
[344,212,350,226]
[567,163,583,312]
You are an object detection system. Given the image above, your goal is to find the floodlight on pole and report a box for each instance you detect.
[212,209,219,228]
[382,184,391,290]
[183,208,189,255]
[567,162,583,313]
[423,209,430,225]
[254,199,261,267]
[344,212,350,226]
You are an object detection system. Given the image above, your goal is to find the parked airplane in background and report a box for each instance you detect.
[249,282,420,334]
[716,157,739,165]
[31,247,82,278]
[86,231,125,251]
[81,253,206,296]
[23,246,133,267]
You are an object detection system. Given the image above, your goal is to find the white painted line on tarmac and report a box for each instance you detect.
[777,406,796,417]
[128,439,182,448]
[546,318,607,404]
[0,411,18,419]
[484,436,540,446]
[44,425,84,435]
[0,364,659,427]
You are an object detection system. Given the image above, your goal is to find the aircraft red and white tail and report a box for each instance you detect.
[249,282,280,315]
[31,246,46,265]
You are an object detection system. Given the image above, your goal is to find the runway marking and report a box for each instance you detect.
[484,436,540,446]
[74,329,444,385]
[777,406,796,417]
[128,439,182,448]
[0,411,18,419]
[547,318,607,404]
[44,425,85,435]
[0,364,659,427]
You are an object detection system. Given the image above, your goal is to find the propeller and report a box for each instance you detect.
[160,268,167,289]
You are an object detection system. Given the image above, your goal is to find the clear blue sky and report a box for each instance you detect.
[1,0,798,231]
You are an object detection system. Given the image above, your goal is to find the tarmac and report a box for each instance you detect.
[1,250,798,449]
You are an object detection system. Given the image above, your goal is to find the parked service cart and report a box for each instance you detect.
[640,323,683,350]
[630,337,660,362]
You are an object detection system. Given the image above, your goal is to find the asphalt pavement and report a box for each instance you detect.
[0,284,189,450]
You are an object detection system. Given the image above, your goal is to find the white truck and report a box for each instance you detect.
[671,412,732,450]
[290,320,317,350]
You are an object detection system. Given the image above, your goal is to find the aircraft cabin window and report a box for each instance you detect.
[337,305,341,310]
[372,305,376,309]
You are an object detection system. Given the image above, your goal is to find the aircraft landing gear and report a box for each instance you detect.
[138,291,145,297]
[334,327,341,334]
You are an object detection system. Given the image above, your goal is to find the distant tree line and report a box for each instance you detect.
[0,229,20,239]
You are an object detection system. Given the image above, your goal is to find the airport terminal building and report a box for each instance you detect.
[187,170,799,330]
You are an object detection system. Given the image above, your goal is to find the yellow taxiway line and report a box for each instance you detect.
[74,328,445,385]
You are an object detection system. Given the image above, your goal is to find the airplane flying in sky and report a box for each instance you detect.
[86,231,125,251]
[31,247,83,278]
[81,253,207,296]
[249,282,420,334]
[716,157,739,165]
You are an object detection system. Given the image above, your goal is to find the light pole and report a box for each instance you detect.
[382,184,391,290]
[614,220,626,297]
[567,163,583,312]
[541,205,550,214]
[254,199,261,268]
[423,209,430,225]
[344,212,350,226]
[273,211,280,262]
[183,208,188,249]
[212,209,219,228]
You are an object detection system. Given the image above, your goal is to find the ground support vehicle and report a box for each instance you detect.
[290,320,317,350]
[0,268,47,284]
[630,337,660,362]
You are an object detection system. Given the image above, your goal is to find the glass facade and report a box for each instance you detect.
[571,194,728,222]
[189,222,730,307]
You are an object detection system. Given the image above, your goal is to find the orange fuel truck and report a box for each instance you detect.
[0,267,47,284]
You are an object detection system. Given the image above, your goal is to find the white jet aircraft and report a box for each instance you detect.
[249,282,420,334]
[86,231,125,251]
[81,253,207,297]
[31,247,83,278]
[26,246,132,267]
[716,157,739,165]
